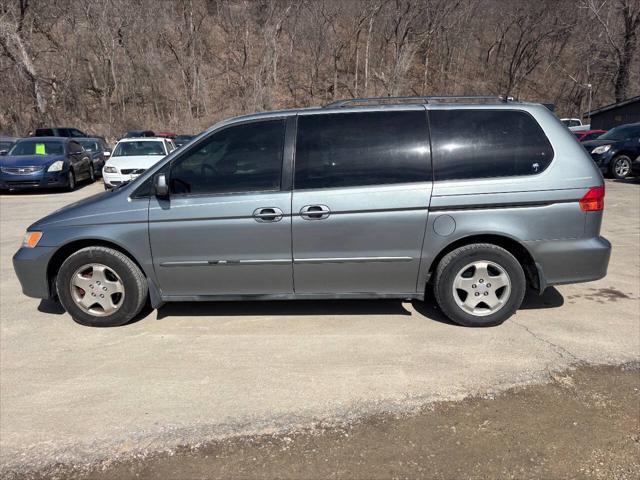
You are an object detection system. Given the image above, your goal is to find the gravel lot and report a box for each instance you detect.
[1,179,639,477]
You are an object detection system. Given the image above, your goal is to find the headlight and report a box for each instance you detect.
[47,161,64,172]
[103,165,117,173]
[591,145,611,155]
[22,231,43,248]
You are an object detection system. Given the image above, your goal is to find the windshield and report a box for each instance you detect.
[78,140,99,152]
[599,125,640,141]
[112,141,165,157]
[9,140,65,156]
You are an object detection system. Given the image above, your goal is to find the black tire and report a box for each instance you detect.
[56,246,148,327]
[434,243,526,327]
[67,170,76,191]
[610,155,631,180]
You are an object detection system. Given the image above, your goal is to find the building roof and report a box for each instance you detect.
[584,95,640,117]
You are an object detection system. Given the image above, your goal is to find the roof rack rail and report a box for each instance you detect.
[324,95,515,108]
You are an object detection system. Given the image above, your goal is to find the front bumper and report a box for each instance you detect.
[13,246,57,299]
[589,150,615,174]
[0,170,69,190]
[102,171,142,189]
[527,236,611,291]
[631,156,640,176]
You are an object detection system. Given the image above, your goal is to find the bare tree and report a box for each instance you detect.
[586,0,640,101]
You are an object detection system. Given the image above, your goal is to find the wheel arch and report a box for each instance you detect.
[427,233,540,290]
[46,238,153,299]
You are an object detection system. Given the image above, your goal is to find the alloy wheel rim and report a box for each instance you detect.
[69,263,125,316]
[452,260,511,316]
[615,158,630,177]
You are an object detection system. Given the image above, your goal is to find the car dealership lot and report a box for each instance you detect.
[1,181,639,475]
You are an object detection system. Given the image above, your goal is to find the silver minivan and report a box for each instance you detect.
[13,97,611,327]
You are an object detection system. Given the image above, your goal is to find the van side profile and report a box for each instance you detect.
[13,96,611,327]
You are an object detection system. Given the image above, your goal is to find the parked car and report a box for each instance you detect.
[561,118,582,128]
[155,131,177,139]
[0,137,95,192]
[583,122,640,179]
[174,134,194,148]
[12,97,610,328]
[77,137,111,177]
[573,129,606,142]
[121,130,155,139]
[0,136,19,155]
[34,127,88,138]
[102,137,175,189]
[561,118,590,132]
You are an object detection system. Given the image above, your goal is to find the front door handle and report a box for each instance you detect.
[300,204,331,220]
[253,207,283,222]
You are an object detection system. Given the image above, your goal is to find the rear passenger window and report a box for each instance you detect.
[294,111,431,189]
[430,110,553,181]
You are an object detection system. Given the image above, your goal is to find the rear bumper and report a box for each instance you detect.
[12,246,57,299]
[527,236,611,292]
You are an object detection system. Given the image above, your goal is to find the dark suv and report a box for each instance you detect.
[34,128,88,138]
[13,96,610,328]
[583,123,640,179]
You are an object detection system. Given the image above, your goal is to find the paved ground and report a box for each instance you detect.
[60,364,640,480]
[1,179,639,477]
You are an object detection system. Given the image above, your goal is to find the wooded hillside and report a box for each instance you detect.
[1,0,639,138]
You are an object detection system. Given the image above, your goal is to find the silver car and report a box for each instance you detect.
[13,96,611,327]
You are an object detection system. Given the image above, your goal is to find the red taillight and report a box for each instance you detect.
[579,185,605,212]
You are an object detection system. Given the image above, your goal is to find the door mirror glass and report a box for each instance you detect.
[154,173,169,198]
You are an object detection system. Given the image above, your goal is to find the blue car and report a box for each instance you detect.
[583,123,640,179]
[0,137,95,192]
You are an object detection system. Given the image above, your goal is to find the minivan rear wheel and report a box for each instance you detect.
[434,243,526,327]
[56,246,148,327]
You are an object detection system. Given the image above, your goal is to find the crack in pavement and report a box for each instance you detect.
[510,319,584,364]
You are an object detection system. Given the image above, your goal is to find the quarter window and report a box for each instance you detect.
[294,111,431,190]
[429,110,553,181]
[170,119,285,195]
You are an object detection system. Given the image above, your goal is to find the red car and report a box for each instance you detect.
[573,129,606,142]
[155,131,177,139]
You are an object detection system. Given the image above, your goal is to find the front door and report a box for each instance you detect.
[291,109,433,295]
[149,118,293,297]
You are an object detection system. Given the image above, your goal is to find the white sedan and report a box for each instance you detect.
[102,137,175,189]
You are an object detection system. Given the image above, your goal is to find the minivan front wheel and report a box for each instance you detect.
[434,243,526,327]
[56,246,148,327]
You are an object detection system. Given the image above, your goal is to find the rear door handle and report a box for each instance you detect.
[253,207,283,222]
[300,204,331,220]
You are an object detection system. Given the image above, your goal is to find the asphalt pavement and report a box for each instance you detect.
[1,179,638,476]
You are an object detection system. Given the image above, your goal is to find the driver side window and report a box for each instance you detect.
[170,119,285,195]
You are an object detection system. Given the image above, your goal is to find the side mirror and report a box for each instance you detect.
[104,150,111,157]
[154,173,169,198]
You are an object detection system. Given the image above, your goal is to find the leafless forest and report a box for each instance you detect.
[1,0,639,138]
